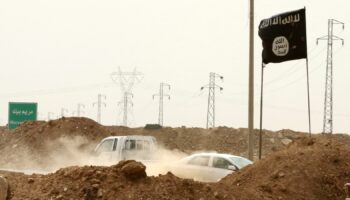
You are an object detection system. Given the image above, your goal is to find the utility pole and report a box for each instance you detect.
[317,19,344,134]
[111,67,142,125]
[93,94,106,124]
[248,0,255,161]
[201,72,223,129]
[153,83,171,126]
[76,103,85,117]
[61,108,68,117]
[118,92,133,126]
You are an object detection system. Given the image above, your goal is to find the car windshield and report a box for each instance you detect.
[96,139,115,153]
[229,156,252,169]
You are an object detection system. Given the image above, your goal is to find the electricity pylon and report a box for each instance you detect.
[47,112,54,121]
[317,19,344,134]
[201,72,223,129]
[111,67,142,126]
[118,92,133,126]
[76,103,85,117]
[61,108,68,117]
[93,94,106,124]
[153,83,170,126]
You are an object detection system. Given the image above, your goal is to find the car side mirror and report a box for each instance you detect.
[228,165,238,171]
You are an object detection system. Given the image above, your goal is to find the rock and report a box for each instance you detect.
[0,176,8,200]
[278,132,284,138]
[38,127,44,133]
[120,161,146,180]
[281,138,292,145]
[97,189,103,197]
[270,138,275,144]
[278,172,285,178]
[28,178,35,184]
[90,178,100,184]
[213,191,220,198]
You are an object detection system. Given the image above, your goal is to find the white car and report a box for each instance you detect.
[167,152,252,182]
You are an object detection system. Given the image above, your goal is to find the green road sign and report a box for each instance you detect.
[8,102,37,129]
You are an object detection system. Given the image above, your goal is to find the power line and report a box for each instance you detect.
[263,45,325,86]
[153,83,171,126]
[201,72,223,129]
[262,46,343,96]
[0,82,114,98]
[93,94,106,124]
[317,19,345,134]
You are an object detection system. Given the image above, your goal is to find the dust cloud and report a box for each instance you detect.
[1,136,190,178]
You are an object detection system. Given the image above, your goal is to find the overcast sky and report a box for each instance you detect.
[0,0,349,133]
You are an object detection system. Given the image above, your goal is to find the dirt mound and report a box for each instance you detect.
[1,160,234,200]
[13,117,109,141]
[0,117,350,199]
[1,116,350,172]
[0,117,110,170]
[0,176,8,200]
[2,137,350,199]
[106,126,308,159]
[219,135,350,200]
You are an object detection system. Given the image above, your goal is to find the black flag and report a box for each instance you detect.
[258,8,307,64]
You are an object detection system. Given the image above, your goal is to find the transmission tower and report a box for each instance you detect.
[317,19,344,134]
[153,83,171,126]
[118,92,133,126]
[47,112,54,121]
[93,94,106,124]
[61,108,68,117]
[201,72,223,129]
[111,67,142,125]
[76,103,85,117]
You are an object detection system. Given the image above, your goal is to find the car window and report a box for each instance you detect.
[229,156,253,169]
[125,140,136,150]
[187,156,210,166]
[96,139,114,153]
[212,157,234,170]
[125,140,151,150]
[142,140,150,150]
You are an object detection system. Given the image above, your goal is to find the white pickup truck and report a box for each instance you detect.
[93,135,158,163]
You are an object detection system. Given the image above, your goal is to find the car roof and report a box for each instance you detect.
[102,135,155,140]
[188,152,248,160]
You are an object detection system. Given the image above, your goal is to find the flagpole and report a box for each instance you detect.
[259,62,265,160]
[304,7,312,137]
[248,0,255,161]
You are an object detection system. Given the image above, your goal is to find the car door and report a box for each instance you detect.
[95,138,116,162]
[211,156,237,181]
[184,155,211,181]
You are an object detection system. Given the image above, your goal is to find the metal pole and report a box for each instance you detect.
[305,58,312,137]
[304,8,312,136]
[259,63,264,160]
[248,0,255,160]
